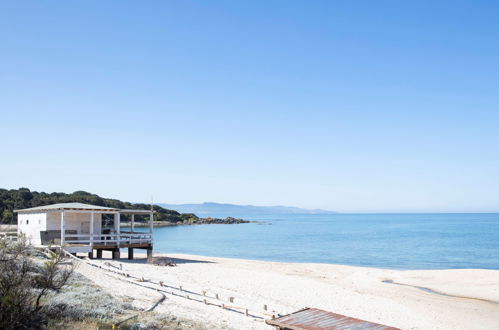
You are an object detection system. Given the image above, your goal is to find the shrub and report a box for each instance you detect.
[0,236,73,329]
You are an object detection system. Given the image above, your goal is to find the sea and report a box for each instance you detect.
[151,213,499,270]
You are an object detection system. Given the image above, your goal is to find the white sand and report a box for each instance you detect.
[75,252,499,330]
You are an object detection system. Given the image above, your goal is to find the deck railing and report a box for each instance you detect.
[0,231,18,242]
[63,232,152,246]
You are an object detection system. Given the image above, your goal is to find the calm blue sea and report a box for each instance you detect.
[152,213,499,270]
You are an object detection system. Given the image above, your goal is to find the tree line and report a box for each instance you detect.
[0,188,199,224]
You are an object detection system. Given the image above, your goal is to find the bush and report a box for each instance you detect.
[0,237,73,329]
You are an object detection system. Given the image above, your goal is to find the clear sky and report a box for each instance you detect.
[1,1,498,212]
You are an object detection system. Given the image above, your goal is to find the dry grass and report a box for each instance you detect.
[42,269,205,329]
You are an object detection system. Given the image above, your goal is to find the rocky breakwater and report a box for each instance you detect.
[179,216,250,225]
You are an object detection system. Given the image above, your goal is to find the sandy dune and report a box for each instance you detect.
[75,252,499,330]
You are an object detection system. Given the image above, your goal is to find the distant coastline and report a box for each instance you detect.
[158,202,337,218]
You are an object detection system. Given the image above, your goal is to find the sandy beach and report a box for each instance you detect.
[73,252,499,330]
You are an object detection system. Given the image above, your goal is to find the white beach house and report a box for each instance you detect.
[15,202,154,261]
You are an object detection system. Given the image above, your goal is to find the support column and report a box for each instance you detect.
[88,251,93,259]
[128,248,134,260]
[114,212,120,247]
[131,214,135,232]
[90,212,94,246]
[149,212,154,244]
[112,248,120,260]
[60,211,65,246]
[96,249,103,259]
[146,247,153,263]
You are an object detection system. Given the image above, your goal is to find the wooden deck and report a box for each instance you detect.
[91,242,151,249]
[57,232,153,260]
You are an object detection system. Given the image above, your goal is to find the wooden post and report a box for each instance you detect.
[147,247,153,263]
[88,251,93,259]
[245,309,248,316]
[90,212,94,247]
[229,297,234,303]
[112,248,120,260]
[96,249,103,259]
[60,211,65,246]
[131,214,135,232]
[149,212,154,240]
[264,304,268,311]
[114,213,120,247]
[128,248,134,260]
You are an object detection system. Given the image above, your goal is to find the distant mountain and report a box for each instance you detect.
[157,202,337,218]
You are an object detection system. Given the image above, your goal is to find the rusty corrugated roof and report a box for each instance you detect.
[266,308,400,330]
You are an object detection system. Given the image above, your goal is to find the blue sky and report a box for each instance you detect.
[1,1,498,212]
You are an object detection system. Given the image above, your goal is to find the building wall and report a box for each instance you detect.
[18,213,47,245]
[46,211,103,235]
[18,211,104,245]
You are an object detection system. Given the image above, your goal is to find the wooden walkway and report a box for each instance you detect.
[266,308,400,330]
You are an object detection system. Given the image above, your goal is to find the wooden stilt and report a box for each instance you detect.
[146,247,153,263]
[128,248,134,260]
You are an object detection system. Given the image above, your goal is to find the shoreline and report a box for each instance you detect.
[75,252,499,330]
[139,250,499,271]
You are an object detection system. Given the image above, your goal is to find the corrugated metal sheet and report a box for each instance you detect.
[266,308,400,330]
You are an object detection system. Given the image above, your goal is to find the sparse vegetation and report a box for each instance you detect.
[0,237,206,329]
[0,236,73,329]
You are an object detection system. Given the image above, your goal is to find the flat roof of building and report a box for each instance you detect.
[14,202,155,214]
